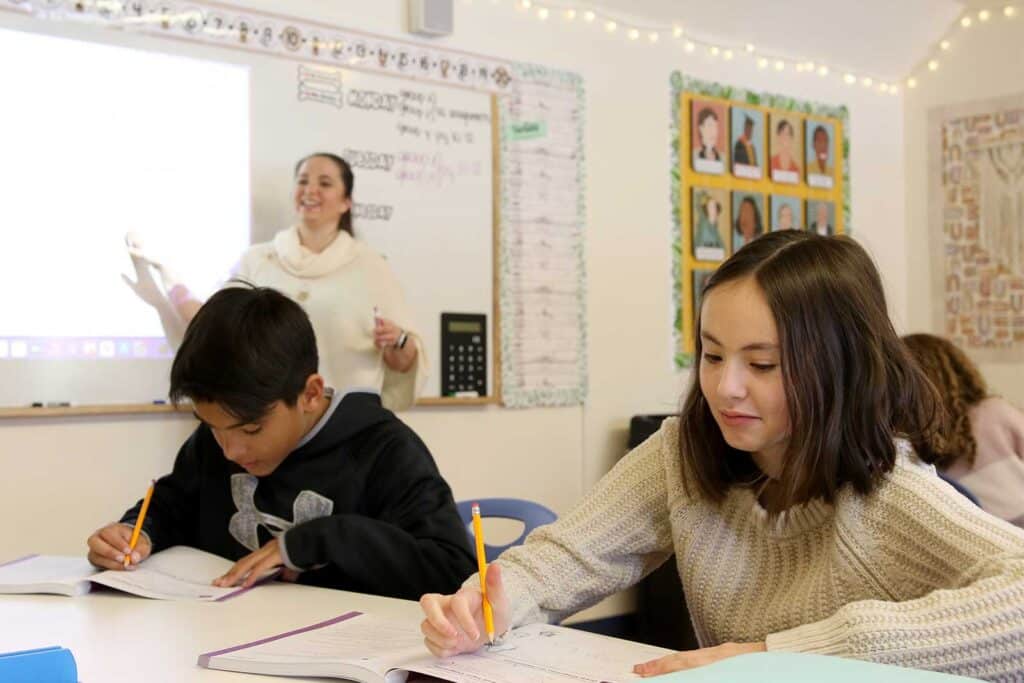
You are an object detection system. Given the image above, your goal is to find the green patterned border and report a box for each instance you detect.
[670,72,851,369]
[499,64,588,408]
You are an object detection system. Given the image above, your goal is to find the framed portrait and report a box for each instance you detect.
[693,268,715,320]
[691,99,728,175]
[807,199,836,235]
[730,107,764,180]
[805,120,835,188]
[731,191,766,250]
[770,194,803,231]
[691,186,730,261]
[769,113,803,185]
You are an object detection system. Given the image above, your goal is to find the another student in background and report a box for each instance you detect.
[87,285,475,599]
[420,231,1024,679]
[124,152,425,411]
[904,333,1024,528]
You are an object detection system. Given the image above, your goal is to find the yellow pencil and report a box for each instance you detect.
[123,481,155,568]
[470,502,495,644]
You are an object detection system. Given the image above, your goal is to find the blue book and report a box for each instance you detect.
[0,646,78,683]
[649,652,981,682]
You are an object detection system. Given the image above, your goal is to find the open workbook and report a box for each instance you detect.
[0,545,268,601]
[198,611,673,683]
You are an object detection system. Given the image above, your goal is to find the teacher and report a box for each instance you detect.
[125,152,426,410]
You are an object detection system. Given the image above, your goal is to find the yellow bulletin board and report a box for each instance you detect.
[671,73,850,368]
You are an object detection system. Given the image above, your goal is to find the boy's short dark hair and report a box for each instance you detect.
[169,283,318,423]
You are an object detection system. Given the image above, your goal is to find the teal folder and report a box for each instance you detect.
[0,645,78,683]
[648,652,981,682]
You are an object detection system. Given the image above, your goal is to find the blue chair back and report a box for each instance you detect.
[456,498,557,563]
[937,471,982,508]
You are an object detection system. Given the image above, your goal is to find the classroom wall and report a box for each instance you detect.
[0,0,906,620]
[904,10,1024,406]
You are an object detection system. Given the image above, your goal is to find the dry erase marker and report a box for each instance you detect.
[124,481,155,568]
[471,502,496,644]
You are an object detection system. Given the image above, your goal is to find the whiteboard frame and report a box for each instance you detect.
[0,17,504,418]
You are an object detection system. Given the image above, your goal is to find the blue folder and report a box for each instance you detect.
[0,646,78,683]
[649,652,982,682]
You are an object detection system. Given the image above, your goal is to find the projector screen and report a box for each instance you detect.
[0,26,250,405]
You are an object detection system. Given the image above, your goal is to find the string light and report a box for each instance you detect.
[961,15,972,27]
[979,9,991,21]
[480,1,933,97]
[907,77,918,88]
[940,40,951,50]
[1005,6,1017,17]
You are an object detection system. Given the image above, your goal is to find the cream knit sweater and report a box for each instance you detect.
[495,418,1024,681]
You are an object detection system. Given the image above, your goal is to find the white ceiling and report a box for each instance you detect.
[581,0,966,80]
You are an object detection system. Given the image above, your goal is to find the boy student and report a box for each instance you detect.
[87,285,476,599]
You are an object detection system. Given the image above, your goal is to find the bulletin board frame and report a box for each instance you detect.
[670,73,850,368]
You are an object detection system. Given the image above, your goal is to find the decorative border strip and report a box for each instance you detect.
[669,72,850,369]
[8,0,515,92]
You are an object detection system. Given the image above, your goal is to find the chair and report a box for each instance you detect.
[937,471,982,507]
[455,498,557,563]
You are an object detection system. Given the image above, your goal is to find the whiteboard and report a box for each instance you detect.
[0,11,494,406]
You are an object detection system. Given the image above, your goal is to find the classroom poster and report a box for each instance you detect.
[691,187,730,261]
[770,194,802,231]
[731,191,766,250]
[806,199,835,236]
[671,73,849,368]
[731,107,764,180]
[769,113,803,184]
[691,99,728,175]
[805,119,835,188]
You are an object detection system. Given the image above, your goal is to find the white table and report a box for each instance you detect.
[0,582,425,681]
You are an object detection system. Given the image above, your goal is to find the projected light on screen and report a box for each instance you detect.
[0,27,249,361]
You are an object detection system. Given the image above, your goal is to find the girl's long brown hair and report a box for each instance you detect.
[679,230,943,513]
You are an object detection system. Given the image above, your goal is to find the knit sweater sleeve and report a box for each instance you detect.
[491,419,683,628]
[766,455,1024,680]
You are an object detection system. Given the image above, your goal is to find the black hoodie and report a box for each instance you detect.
[120,392,476,599]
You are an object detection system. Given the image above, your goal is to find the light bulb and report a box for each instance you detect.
[583,10,595,22]
[564,8,575,20]
[649,32,659,43]
[605,20,617,32]
[684,41,695,52]
[940,40,951,50]
[672,25,683,38]
[979,9,991,20]
[710,45,720,56]
[723,49,733,60]
[818,65,829,76]
[757,57,768,69]
[844,73,856,84]
[928,59,939,71]
[907,77,918,88]
[961,15,972,27]
[537,7,548,20]
[1005,6,1017,17]
[628,28,639,40]
[774,60,785,71]
[745,43,755,53]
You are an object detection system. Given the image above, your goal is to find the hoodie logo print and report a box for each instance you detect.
[228,474,334,551]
